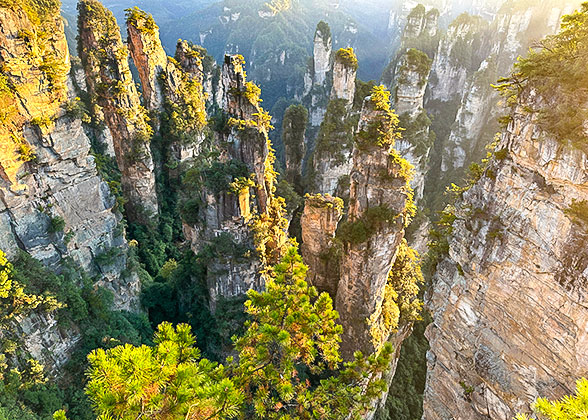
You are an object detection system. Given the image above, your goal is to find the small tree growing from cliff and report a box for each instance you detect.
[85,247,395,419]
[515,377,588,420]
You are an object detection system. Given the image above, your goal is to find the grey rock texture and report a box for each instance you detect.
[78,0,158,224]
[424,94,588,419]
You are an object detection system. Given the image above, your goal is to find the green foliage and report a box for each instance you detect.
[47,216,65,234]
[62,97,88,120]
[125,7,157,35]
[282,104,308,147]
[336,47,359,71]
[86,322,243,419]
[565,199,588,230]
[30,116,52,129]
[399,112,435,156]
[160,61,207,144]
[337,206,399,245]
[353,79,376,111]
[275,179,303,216]
[374,316,430,420]
[314,99,355,163]
[355,86,403,149]
[0,248,152,420]
[493,4,588,149]
[185,159,250,196]
[315,20,332,47]
[515,378,588,420]
[399,49,432,86]
[0,0,60,27]
[88,247,396,420]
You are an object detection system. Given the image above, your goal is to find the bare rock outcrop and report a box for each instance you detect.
[183,54,288,309]
[312,21,332,88]
[78,0,158,224]
[0,1,140,372]
[330,48,357,106]
[126,7,168,111]
[300,194,343,297]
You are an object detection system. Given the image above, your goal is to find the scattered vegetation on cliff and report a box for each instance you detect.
[494,3,588,149]
[313,98,355,163]
[124,6,157,35]
[355,86,403,149]
[398,49,432,86]
[399,111,435,157]
[315,20,332,47]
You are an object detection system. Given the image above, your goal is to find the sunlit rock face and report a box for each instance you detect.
[0,1,140,373]
[330,53,357,106]
[126,10,168,112]
[313,23,332,87]
[336,96,412,360]
[424,93,588,419]
[78,0,158,224]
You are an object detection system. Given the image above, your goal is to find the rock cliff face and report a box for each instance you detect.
[300,194,343,297]
[307,46,359,197]
[427,14,489,103]
[310,98,355,196]
[183,54,287,309]
[78,0,158,224]
[312,22,332,88]
[126,8,167,112]
[392,49,433,203]
[126,12,207,163]
[282,104,308,190]
[303,21,332,127]
[335,93,414,360]
[0,0,139,372]
[395,49,431,117]
[423,94,588,419]
[429,2,580,185]
[330,49,357,105]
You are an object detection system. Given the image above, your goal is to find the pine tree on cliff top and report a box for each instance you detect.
[84,247,394,420]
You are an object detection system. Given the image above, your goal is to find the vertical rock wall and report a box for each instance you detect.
[0,0,140,372]
[300,193,343,297]
[335,93,414,360]
[424,95,588,419]
[78,0,158,224]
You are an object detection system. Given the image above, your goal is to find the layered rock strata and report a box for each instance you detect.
[78,0,158,224]
[0,0,140,372]
[424,95,588,419]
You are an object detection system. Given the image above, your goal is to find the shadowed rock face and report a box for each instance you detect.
[78,0,158,224]
[300,194,343,297]
[0,1,140,373]
[424,93,588,420]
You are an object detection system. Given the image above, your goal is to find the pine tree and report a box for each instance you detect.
[85,246,395,419]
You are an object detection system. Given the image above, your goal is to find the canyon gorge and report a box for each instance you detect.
[0,0,586,419]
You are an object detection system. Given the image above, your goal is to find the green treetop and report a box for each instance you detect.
[494,3,588,149]
[85,247,395,419]
[515,378,588,420]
